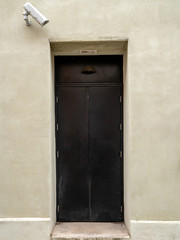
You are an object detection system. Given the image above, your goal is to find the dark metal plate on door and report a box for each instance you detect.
[55,55,123,84]
[57,87,90,221]
[90,87,122,221]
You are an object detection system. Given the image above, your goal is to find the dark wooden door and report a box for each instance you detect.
[55,56,123,222]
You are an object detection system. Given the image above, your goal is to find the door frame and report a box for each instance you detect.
[49,40,129,229]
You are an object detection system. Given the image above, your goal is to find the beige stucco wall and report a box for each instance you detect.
[0,0,180,239]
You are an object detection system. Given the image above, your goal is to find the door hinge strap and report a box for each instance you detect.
[56,123,59,131]
[120,151,122,158]
[120,123,122,130]
[121,206,123,213]
[57,151,59,158]
[120,96,122,102]
[56,96,59,103]
[57,205,60,212]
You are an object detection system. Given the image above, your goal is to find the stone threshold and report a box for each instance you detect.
[51,222,130,240]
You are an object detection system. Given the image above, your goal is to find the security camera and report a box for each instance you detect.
[23,2,49,26]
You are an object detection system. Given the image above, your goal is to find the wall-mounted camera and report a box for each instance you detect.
[23,2,49,27]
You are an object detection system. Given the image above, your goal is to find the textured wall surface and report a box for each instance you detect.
[0,0,180,239]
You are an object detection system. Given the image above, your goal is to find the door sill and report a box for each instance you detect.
[51,222,130,240]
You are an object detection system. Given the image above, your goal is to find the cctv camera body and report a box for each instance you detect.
[24,2,49,26]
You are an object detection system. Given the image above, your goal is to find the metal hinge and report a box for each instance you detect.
[56,96,59,103]
[57,151,59,158]
[120,123,122,130]
[57,205,60,212]
[56,123,59,131]
[120,151,122,158]
[121,206,123,213]
[120,96,122,102]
